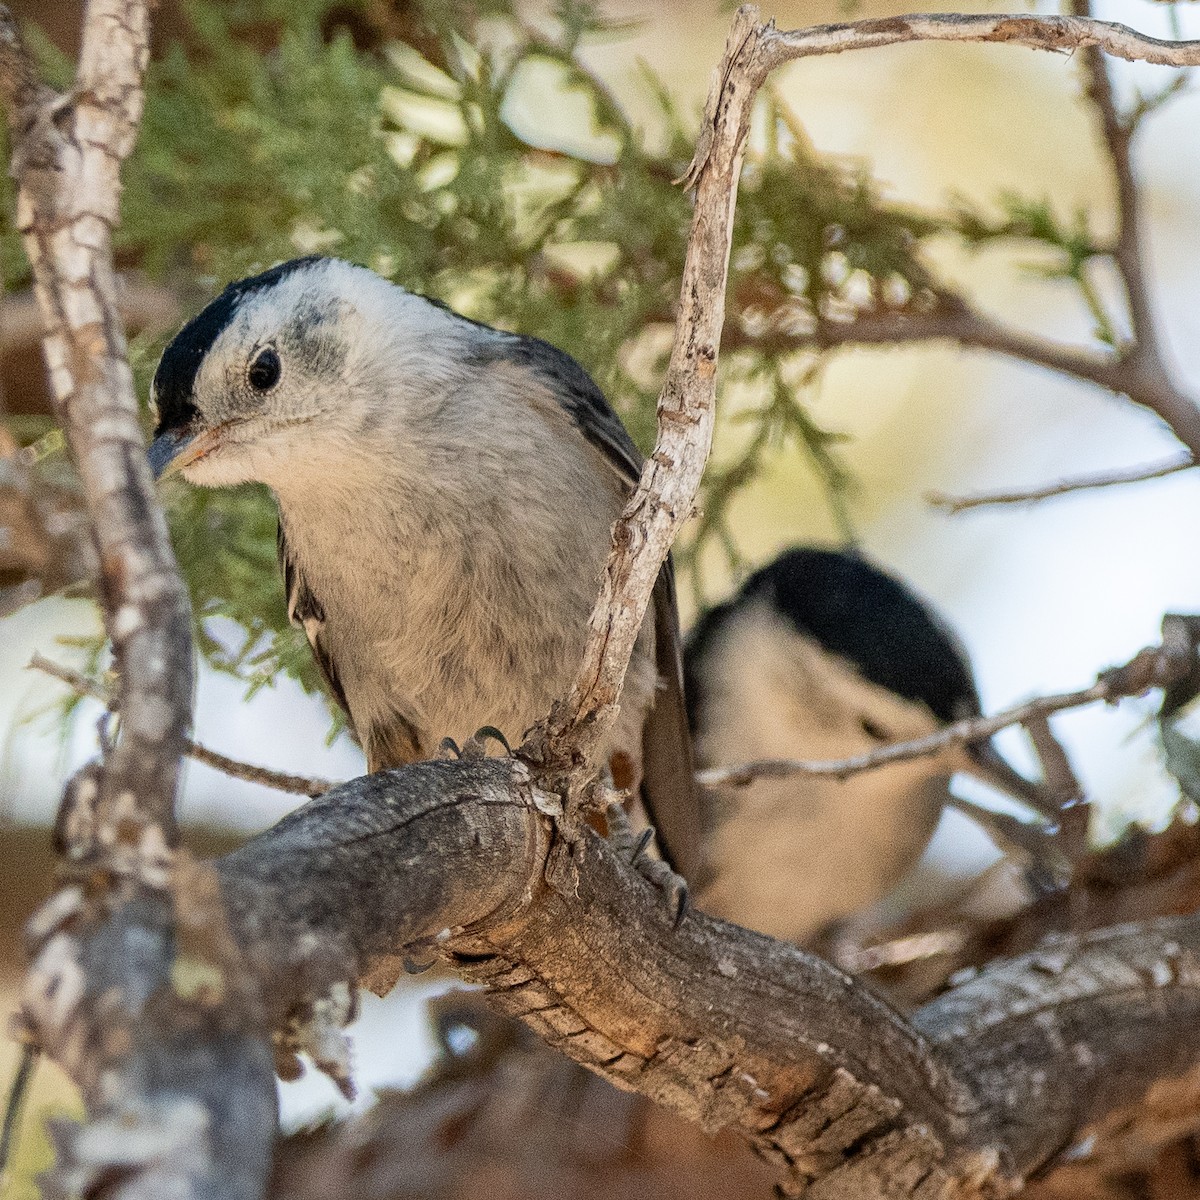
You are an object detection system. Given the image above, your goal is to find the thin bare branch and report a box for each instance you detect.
[927,453,1196,513]
[697,638,1188,789]
[29,654,336,796]
[183,737,334,797]
[760,10,1200,70]
[721,6,1200,457]
[1125,71,1190,132]
[1072,0,1155,349]
[544,7,765,768]
[0,1046,36,1192]
[733,292,1200,459]
[545,3,1200,769]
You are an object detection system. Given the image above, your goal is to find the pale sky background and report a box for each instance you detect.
[3,0,1200,1128]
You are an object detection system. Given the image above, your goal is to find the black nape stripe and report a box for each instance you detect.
[151,256,326,436]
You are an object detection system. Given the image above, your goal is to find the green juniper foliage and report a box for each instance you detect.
[0,0,1171,729]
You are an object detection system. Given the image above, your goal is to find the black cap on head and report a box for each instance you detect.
[686,547,981,729]
[151,256,324,437]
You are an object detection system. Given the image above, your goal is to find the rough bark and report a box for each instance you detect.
[6,5,1200,1199]
[2,5,276,1198]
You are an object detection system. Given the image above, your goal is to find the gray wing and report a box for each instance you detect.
[641,555,702,880]
[278,521,421,771]
[507,334,702,878]
[278,521,352,721]
[503,335,644,486]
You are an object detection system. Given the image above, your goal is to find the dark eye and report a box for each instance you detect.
[248,347,281,392]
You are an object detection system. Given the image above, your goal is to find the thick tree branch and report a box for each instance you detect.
[3,5,276,1198]
[208,759,1200,1198]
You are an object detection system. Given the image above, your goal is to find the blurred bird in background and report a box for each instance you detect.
[685,547,1060,946]
[147,256,700,878]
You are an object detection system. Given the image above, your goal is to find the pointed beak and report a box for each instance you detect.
[147,425,223,480]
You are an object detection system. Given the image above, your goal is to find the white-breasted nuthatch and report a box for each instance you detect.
[147,256,700,877]
[685,547,1053,945]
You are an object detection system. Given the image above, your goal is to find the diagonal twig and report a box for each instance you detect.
[926,453,1196,513]
[29,654,336,796]
[1072,0,1156,352]
[697,637,1190,789]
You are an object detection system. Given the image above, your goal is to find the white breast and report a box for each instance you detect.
[271,368,657,764]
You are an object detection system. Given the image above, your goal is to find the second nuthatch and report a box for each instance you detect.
[685,547,1052,945]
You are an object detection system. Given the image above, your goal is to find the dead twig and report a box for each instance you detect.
[0,1046,37,1192]
[547,6,764,764]
[1072,0,1155,352]
[697,638,1188,789]
[29,653,336,797]
[927,453,1196,513]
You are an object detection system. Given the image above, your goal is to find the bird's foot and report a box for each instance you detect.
[605,801,689,928]
[438,728,513,761]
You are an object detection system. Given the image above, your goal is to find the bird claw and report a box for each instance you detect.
[635,855,690,928]
[630,827,656,865]
[461,725,513,759]
[606,802,690,928]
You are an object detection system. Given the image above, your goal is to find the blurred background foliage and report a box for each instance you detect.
[3,0,1054,715]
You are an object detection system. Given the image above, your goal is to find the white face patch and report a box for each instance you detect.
[173,259,480,495]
